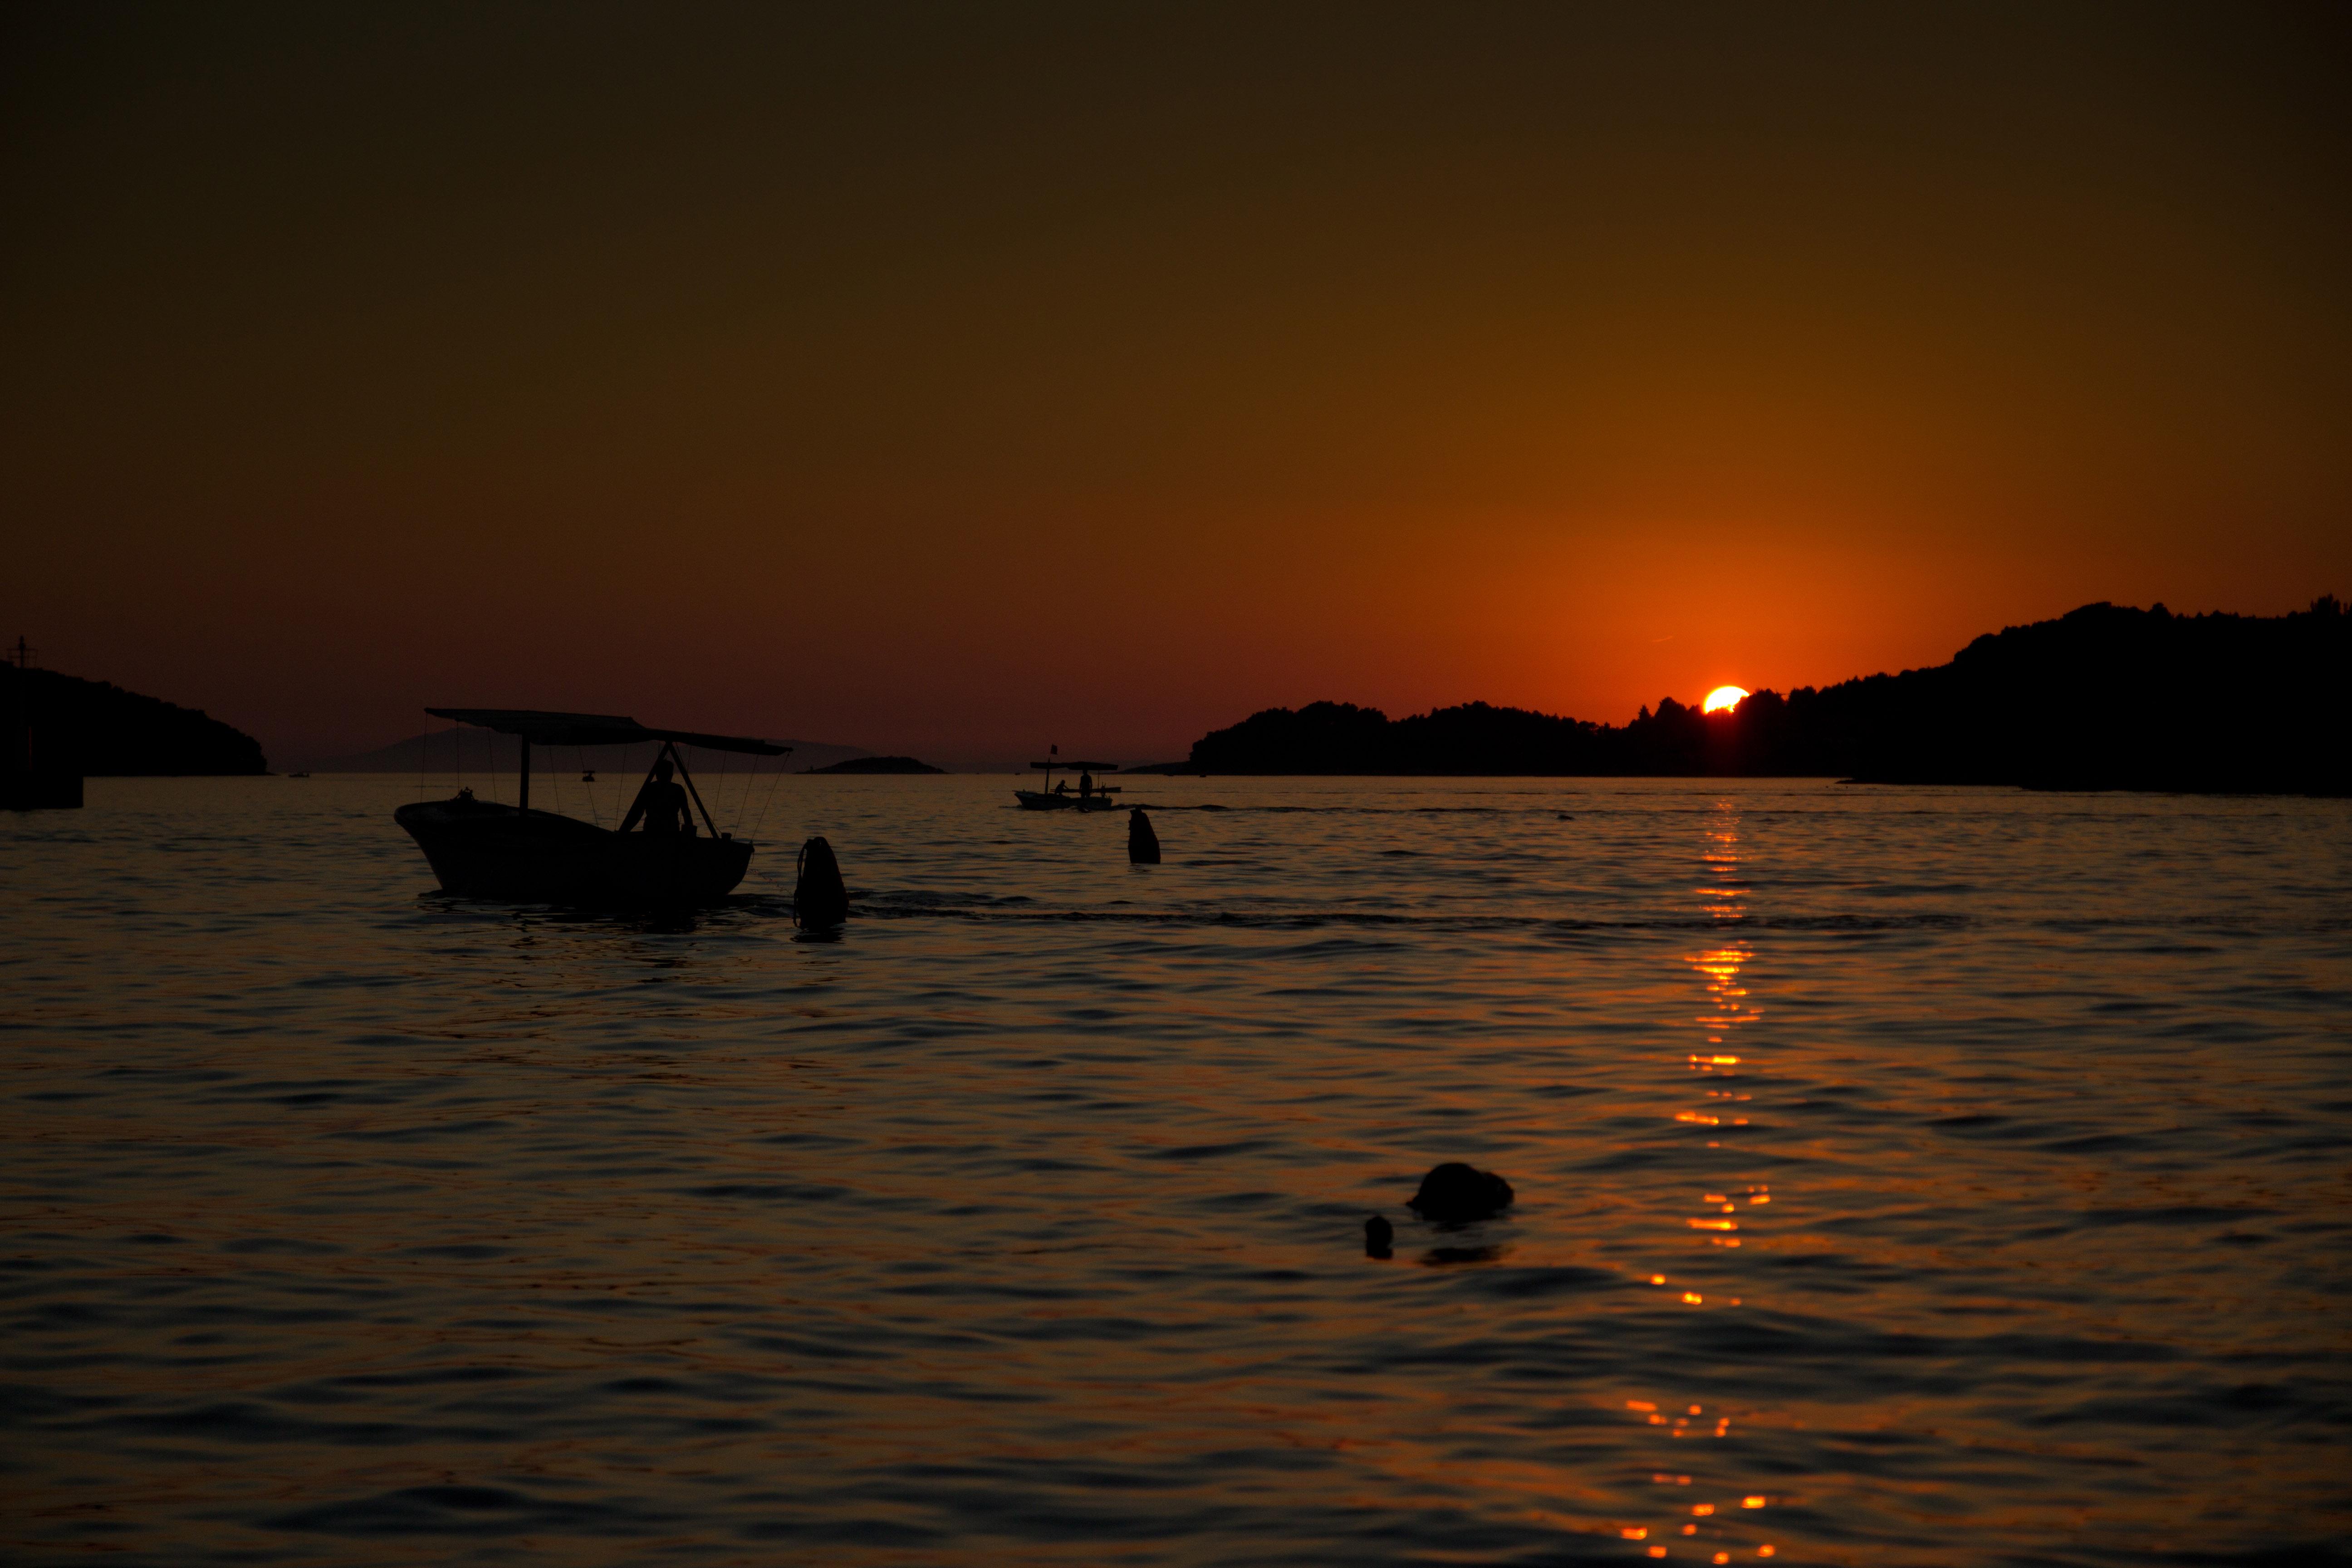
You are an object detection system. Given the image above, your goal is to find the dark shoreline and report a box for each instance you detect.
[1124,769,2345,796]
[1160,599,2349,797]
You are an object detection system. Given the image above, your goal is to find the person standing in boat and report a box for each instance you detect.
[1078,769,1094,801]
[621,758,694,836]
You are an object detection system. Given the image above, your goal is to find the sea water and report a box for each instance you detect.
[1,775,2346,1566]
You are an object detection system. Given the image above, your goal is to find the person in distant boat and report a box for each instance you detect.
[1053,779,1070,796]
[621,758,694,836]
[1079,769,1094,799]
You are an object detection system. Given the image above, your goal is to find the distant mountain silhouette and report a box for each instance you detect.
[0,665,266,775]
[805,755,945,774]
[312,730,870,775]
[1178,599,2349,794]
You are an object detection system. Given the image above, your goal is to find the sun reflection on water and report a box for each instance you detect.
[1621,797,1790,1558]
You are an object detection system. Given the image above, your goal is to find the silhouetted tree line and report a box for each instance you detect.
[1,665,267,775]
[1182,599,2349,794]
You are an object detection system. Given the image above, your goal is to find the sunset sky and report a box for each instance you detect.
[4,4,2346,768]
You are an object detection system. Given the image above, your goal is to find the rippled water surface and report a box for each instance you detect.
[4,775,2348,1566]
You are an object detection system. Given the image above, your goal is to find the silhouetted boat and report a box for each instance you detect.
[1016,756,1122,811]
[395,708,789,905]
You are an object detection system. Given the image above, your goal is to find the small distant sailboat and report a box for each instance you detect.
[394,708,789,905]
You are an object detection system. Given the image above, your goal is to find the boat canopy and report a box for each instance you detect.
[1031,760,1118,771]
[425,708,791,756]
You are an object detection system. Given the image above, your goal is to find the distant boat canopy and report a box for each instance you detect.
[423,707,790,757]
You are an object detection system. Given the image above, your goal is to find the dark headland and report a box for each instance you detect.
[0,664,266,775]
[1144,600,2349,795]
[805,756,946,774]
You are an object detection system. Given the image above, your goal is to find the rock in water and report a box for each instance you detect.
[1127,807,1161,864]
[1407,1163,1514,1223]
[794,836,849,930]
[1364,1215,1393,1258]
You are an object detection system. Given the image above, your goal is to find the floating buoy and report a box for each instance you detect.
[1407,1163,1514,1223]
[1127,807,1161,864]
[1364,1215,1393,1258]
[794,836,849,930]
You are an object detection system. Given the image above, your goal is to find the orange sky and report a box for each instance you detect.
[3,5,2346,768]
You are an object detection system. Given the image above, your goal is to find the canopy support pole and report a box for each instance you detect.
[518,739,530,813]
[666,741,722,839]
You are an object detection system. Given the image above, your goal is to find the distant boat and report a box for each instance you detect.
[394,708,789,905]
[1016,755,1122,812]
[287,771,311,779]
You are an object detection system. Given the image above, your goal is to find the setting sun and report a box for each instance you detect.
[1703,686,1749,714]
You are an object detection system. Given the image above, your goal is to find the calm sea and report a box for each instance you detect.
[3,775,2347,1566]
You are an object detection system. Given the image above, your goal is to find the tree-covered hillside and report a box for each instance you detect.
[1178,599,2348,794]
[2,666,267,775]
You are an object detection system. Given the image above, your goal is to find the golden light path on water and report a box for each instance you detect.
[1605,798,1782,1560]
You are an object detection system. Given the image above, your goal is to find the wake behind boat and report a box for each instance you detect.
[395,708,788,905]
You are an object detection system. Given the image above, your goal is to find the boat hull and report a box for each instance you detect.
[1014,789,1122,812]
[396,797,753,906]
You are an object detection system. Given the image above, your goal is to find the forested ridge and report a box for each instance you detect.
[2,666,266,775]
[1174,600,2349,794]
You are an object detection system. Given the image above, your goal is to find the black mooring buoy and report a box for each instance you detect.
[1364,1215,1394,1258]
[1127,807,1161,864]
[1407,1163,1515,1223]
[794,836,849,930]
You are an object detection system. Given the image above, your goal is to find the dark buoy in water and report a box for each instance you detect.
[794,836,848,930]
[1128,807,1161,864]
[1407,1163,1514,1223]
[1364,1215,1393,1258]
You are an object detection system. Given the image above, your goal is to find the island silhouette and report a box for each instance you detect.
[15,598,2345,793]
[1,662,265,777]
[1156,599,2349,795]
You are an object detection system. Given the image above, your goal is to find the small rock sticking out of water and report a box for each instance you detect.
[1407,1163,1514,1223]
